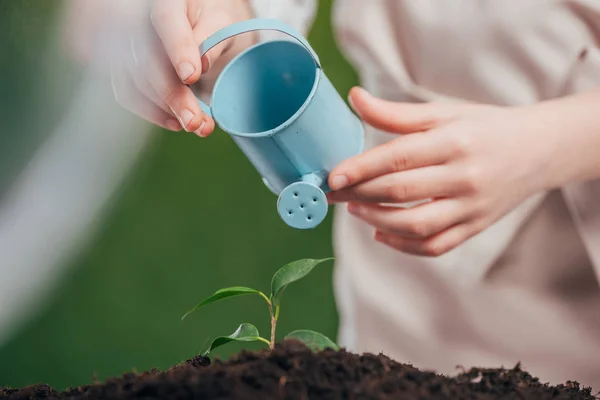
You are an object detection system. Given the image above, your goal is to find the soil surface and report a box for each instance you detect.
[1,340,596,400]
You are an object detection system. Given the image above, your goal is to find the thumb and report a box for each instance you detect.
[348,87,445,134]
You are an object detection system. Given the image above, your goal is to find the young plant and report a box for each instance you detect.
[182,258,339,354]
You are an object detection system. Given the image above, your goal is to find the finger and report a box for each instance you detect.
[348,87,457,134]
[126,35,174,115]
[186,1,203,27]
[348,199,470,239]
[110,65,181,132]
[329,132,451,190]
[375,222,480,257]
[192,7,237,74]
[328,166,461,204]
[125,27,210,136]
[144,48,212,136]
[151,0,202,84]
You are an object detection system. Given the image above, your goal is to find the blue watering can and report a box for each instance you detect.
[196,19,364,229]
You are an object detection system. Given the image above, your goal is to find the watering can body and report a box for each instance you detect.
[197,19,364,229]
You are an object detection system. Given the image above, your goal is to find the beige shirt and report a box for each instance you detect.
[250,0,600,389]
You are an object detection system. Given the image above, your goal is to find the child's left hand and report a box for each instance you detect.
[327,87,555,257]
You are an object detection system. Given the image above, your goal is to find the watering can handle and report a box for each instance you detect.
[196,18,321,118]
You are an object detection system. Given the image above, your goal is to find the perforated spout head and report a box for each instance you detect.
[277,181,328,229]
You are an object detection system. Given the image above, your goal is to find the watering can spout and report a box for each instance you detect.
[277,173,329,230]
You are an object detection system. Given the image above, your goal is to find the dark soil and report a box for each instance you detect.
[1,340,596,400]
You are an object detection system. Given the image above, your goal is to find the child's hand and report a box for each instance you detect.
[64,0,254,136]
[328,87,552,257]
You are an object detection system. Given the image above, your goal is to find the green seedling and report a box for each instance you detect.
[182,258,339,354]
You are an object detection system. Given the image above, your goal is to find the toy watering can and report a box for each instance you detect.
[196,19,364,229]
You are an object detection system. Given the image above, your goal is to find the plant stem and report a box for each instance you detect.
[266,301,277,349]
[270,314,276,349]
[257,337,271,346]
[259,292,271,305]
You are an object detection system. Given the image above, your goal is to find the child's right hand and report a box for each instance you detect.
[64,0,255,136]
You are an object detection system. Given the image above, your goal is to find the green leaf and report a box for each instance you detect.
[204,323,269,354]
[182,286,268,320]
[285,330,340,351]
[270,258,333,306]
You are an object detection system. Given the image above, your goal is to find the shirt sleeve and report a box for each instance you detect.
[247,0,318,41]
[565,0,600,40]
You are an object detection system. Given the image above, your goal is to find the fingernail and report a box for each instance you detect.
[348,93,357,111]
[165,119,181,132]
[177,109,195,131]
[178,62,195,82]
[330,175,349,190]
[195,120,207,137]
[348,89,363,118]
[374,231,385,242]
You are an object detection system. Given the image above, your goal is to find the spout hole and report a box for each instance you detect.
[300,204,305,209]
[287,210,293,216]
[293,192,299,198]
[312,197,318,202]
[307,215,313,221]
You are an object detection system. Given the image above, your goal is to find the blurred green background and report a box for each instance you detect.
[0,0,357,391]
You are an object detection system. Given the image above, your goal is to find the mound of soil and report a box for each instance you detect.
[1,340,595,400]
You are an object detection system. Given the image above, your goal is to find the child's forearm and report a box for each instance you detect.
[518,87,600,189]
